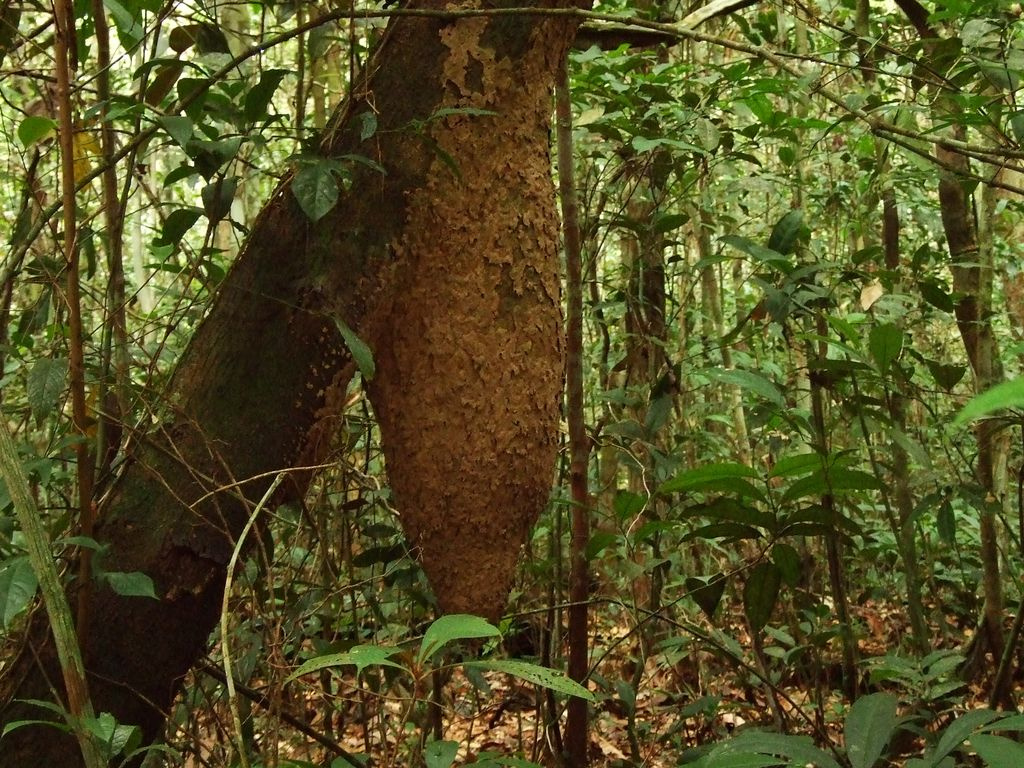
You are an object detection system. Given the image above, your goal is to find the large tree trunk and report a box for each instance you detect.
[0,4,578,763]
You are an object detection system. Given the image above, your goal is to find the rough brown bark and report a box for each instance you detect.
[0,4,580,763]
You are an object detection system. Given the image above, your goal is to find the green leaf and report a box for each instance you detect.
[334,318,375,382]
[1010,110,1024,145]
[18,116,56,148]
[83,712,138,758]
[157,115,193,149]
[155,207,203,247]
[918,278,954,312]
[704,754,786,768]
[286,646,406,682]
[103,571,157,599]
[695,117,721,151]
[358,112,378,141]
[954,378,1024,427]
[720,235,792,267]
[869,323,903,375]
[937,499,956,545]
[926,359,966,391]
[970,734,1024,768]
[244,69,290,124]
[686,574,727,619]
[418,614,500,664]
[465,659,594,700]
[933,709,1000,763]
[767,209,803,255]
[845,692,898,768]
[768,453,819,479]
[423,740,459,768]
[201,177,237,224]
[782,467,880,502]
[710,731,841,768]
[743,562,780,632]
[771,542,801,587]
[103,0,144,48]
[703,367,784,407]
[26,357,67,422]
[0,556,38,629]
[292,161,339,222]
[189,136,243,180]
[660,462,761,497]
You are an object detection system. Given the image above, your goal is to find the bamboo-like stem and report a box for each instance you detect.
[0,421,103,768]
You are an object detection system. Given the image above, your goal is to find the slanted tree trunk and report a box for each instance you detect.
[0,4,581,764]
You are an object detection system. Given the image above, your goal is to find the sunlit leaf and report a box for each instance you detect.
[418,614,500,664]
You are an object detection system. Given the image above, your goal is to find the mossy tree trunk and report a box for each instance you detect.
[0,4,580,764]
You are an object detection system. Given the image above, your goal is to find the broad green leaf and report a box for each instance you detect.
[0,556,38,629]
[358,112,378,141]
[685,574,727,619]
[292,161,339,222]
[767,209,803,255]
[703,367,784,407]
[743,562,780,632]
[980,714,1024,732]
[201,177,237,224]
[711,731,841,768]
[465,659,594,701]
[933,709,1000,762]
[768,452,819,479]
[83,712,138,758]
[244,69,290,124]
[926,359,966,391]
[18,116,56,148]
[771,542,801,587]
[869,323,903,375]
[334,319,375,382]
[104,0,144,48]
[720,235,792,266]
[684,522,763,542]
[189,136,243,180]
[936,499,956,545]
[285,645,406,682]
[692,497,775,529]
[845,692,898,768]
[782,467,880,502]
[104,571,157,599]
[423,740,459,768]
[918,278,954,312]
[157,115,193,149]
[703,754,786,768]
[660,462,762,498]
[1010,110,1024,145]
[26,357,67,422]
[613,490,646,521]
[695,117,720,150]
[970,734,1024,768]
[418,614,500,664]
[954,378,1024,427]
[154,207,203,246]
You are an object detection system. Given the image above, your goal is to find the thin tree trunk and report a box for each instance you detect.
[556,56,591,767]
[936,138,1006,668]
[0,5,583,764]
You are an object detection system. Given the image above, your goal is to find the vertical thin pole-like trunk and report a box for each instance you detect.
[557,57,591,768]
[937,138,1006,670]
